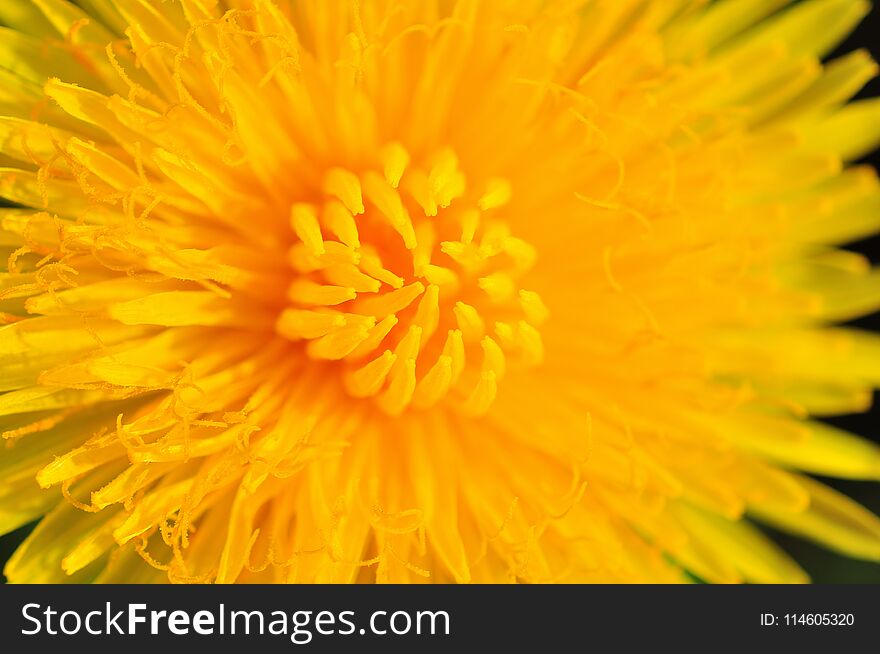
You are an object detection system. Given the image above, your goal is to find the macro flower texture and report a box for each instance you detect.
[1,0,880,585]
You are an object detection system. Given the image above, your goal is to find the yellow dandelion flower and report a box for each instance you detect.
[1,0,880,584]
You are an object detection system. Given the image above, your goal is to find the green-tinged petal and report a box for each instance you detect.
[0,386,107,417]
[721,0,870,59]
[4,466,123,583]
[0,474,59,536]
[740,421,880,480]
[671,502,809,584]
[804,97,880,161]
[753,476,880,561]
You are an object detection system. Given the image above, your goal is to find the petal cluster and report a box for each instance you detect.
[0,0,879,583]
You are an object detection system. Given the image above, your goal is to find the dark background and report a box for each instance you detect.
[0,2,879,584]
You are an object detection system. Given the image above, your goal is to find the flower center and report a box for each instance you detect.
[274,145,546,415]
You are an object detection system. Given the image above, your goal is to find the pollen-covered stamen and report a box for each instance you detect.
[274,144,546,415]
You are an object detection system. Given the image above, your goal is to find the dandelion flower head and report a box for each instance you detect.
[2,0,880,583]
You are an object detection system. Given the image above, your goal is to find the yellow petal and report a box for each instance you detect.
[753,476,880,561]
